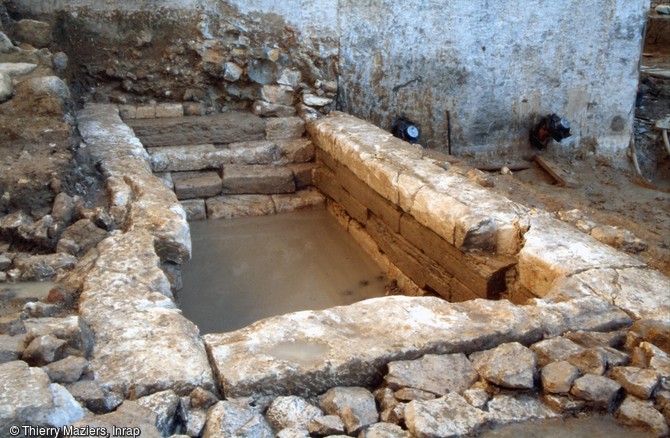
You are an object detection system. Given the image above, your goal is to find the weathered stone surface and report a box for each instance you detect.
[519,213,646,297]
[173,171,222,199]
[290,162,316,189]
[206,194,276,219]
[0,333,26,363]
[565,330,626,349]
[43,356,88,383]
[129,112,266,147]
[272,189,326,214]
[359,422,409,438]
[487,394,559,426]
[189,387,218,409]
[615,395,669,437]
[404,393,488,438]
[385,353,478,396]
[15,19,52,48]
[202,400,273,438]
[302,94,333,107]
[308,415,346,435]
[276,428,310,438]
[531,337,586,367]
[590,225,647,253]
[319,387,378,434]
[22,334,66,366]
[178,397,208,437]
[0,62,37,77]
[570,374,621,411]
[610,366,661,400]
[541,360,581,394]
[266,395,323,430]
[541,394,586,413]
[262,85,295,105]
[547,267,670,321]
[0,72,12,102]
[69,400,162,438]
[222,164,295,194]
[0,253,11,270]
[204,296,631,398]
[12,253,77,281]
[59,219,108,257]
[66,380,123,414]
[65,231,214,398]
[393,388,437,402]
[277,138,315,164]
[471,342,537,389]
[155,103,184,118]
[0,31,16,53]
[137,389,180,436]
[0,361,84,434]
[628,319,670,354]
[24,316,94,357]
[252,100,296,117]
[227,140,284,165]
[266,117,305,140]
[52,192,75,225]
[181,199,207,221]
[463,388,489,409]
[149,144,232,172]
[567,348,608,375]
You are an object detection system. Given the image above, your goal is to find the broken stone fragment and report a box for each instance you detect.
[253,100,297,117]
[223,62,243,81]
[22,301,62,319]
[66,380,123,414]
[302,94,333,107]
[43,355,88,383]
[69,400,162,438]
[463,387,490,409]
[318,387,378,434]
[12,253,77,281]
[51,192,75,225]
[261,84,294,105]
[393,387,437,402]
[189,386,218,409]
[22,334,66,366]
[486,393,559,426]
[308,414,346,435]
[24,316,94,357]
[541,360,581,394]
[202,400,273,438]
[471,342,537,389]
[137,389,180,436]
[384,353,478,396]
[570,374,621,411]
[359,422,409,438]
[15,19,52,49]
[266,395,323,430]
[567,348,608,375]
[615,395,669,437]
[0,333,26,363]
[627,319,670,355]
[590,225,647,253]
[531,336,585,367]
[541,393,586,413]
[276,428,309,438]
[0,31,17,53]
[404,393,487,437]
[610,366,661,400]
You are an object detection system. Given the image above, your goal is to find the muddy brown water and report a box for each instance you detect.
[481,414,654,437]
[178,209,388,334]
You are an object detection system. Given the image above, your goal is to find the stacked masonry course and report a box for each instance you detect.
[2,105,670,436]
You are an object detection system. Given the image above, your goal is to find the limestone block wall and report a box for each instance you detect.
[309,112,670,320]
[5,0,648,162]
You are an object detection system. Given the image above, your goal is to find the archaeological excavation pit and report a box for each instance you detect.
[1,1,669,437]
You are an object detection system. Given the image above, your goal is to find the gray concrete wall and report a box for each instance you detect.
[338,0,650,159]
[7,0,649,161]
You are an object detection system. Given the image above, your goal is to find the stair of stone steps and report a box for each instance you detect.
[148,138,314,173]
[127,112,304,147]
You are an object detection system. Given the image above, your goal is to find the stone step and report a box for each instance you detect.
[204,189,326,220]
[222,164,295,195]
[128,113,305,147]
[148,138,315,173]
[128,112,266,147]
[173,171,222,200]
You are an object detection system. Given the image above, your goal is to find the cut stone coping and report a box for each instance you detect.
[204,296,630,398]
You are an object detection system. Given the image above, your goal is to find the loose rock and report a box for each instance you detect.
[541,360,581,394]
[266,395,323,430]
[43,355,88,383]
[66,380,123,414]
[570,374,622,411]
[471,342,537,389]
[359,422,409,438]
[22,334,66,366]
[202,400,273,438]
[531,337,585,367]
[385,353,478,396]
[308,415,346,435]
[404,393,488,438]
[0,72,12,102]
[610,366,660,400]
[487,393,559,426]
[567,348,608,375]
[615,395,669,437]
[137,389,180,436]
[319,387,378,434]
